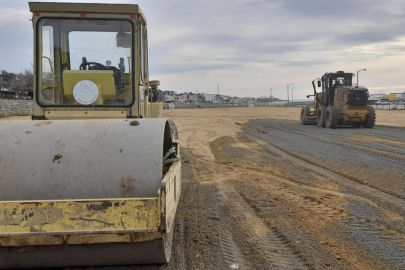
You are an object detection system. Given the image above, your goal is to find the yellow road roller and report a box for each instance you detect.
[0,2,181,268]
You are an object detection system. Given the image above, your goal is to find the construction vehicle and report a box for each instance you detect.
[0,2,181,268]
[300,71,376,128]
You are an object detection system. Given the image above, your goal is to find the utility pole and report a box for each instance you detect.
[357,69,367,86]
[292,87,294,104]
[217,84,219,95]
[287,83,293,104]
[270,87,275,106]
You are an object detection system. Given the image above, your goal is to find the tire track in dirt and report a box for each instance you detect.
[241,122,405,269]
[218,219,243,269]
[347,202,405,269]
[214,170,310,270]
[254,121,405,165]
[239,161,405,269]
[207,183,247,269]
[249,129,405,202]
[212,133,404,269]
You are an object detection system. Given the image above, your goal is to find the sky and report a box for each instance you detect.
[1,0,405,99]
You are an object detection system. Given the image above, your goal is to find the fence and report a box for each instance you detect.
[371,104,405,110]
[163,102,296,109]
[163,102,405,110]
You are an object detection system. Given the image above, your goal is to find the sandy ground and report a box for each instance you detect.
[2,106,405,127]
[158,107,405,270]
[164,106,405,127]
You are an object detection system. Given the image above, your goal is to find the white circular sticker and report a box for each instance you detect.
[73,80,99,105]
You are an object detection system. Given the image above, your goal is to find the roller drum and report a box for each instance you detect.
[0,119,171,200]
[0,118,177,268]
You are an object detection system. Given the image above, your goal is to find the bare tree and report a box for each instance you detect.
[9,69,34,92]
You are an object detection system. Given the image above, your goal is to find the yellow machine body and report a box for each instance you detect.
[301,72,375,128]
[62,70,116,104]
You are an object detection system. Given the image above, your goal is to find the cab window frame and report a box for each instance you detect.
[140,22,148,84]
[35,17,136,108]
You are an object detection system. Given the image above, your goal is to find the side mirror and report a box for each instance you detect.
[149,80,160,89]
[116,32,131,48]
[317,81,321,88]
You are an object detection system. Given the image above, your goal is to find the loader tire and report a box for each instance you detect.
[363,106,376,128]
[325,106,338,129]
[300,105,311,125]
[317,106,327,127]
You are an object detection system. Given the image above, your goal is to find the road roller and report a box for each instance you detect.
[0,2,181,268]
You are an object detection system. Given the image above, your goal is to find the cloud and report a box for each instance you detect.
[1,0,405,98]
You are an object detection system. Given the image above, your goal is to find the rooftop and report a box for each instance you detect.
[29,2,145,21]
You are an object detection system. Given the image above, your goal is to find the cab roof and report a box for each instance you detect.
[29,2,146,22]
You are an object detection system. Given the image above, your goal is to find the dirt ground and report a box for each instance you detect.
[158,107,405,270]
[2,107,405,269]
[2,106,405,127]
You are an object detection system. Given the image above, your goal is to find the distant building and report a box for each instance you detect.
[181,94,188,102]
[164,95,176,102]
[204,94,216,103]
[229,98,240,104]
[175,94,188,103]
[163,91,176,96]
[189,95,198,102]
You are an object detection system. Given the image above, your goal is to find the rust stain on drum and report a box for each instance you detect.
[34,121,52,127]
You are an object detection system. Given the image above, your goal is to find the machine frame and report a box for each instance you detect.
[0,3,181,268]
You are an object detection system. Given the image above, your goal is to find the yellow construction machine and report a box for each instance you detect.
[301,71,376,128]
[0,2,181,268]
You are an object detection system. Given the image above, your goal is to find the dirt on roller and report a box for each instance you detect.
[4,107,405,269]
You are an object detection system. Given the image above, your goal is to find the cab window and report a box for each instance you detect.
[37,18,135,107]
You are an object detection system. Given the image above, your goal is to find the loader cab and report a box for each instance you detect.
[30,2,159,120]
[321,71,353,106]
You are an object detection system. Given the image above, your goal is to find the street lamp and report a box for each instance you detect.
[291,87,294,103]
[357,69,366,86]
[270,87,275,106]
[287,83,293,103]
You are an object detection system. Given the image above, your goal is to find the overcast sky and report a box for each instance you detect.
[1,0,405,99]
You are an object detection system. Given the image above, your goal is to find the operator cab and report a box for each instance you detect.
[318,71,368,107]
[37,18,135,106]
[321,71,353,105]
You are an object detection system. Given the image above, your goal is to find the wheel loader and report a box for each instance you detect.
[0,2,181,268]
[300,71,376,128]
